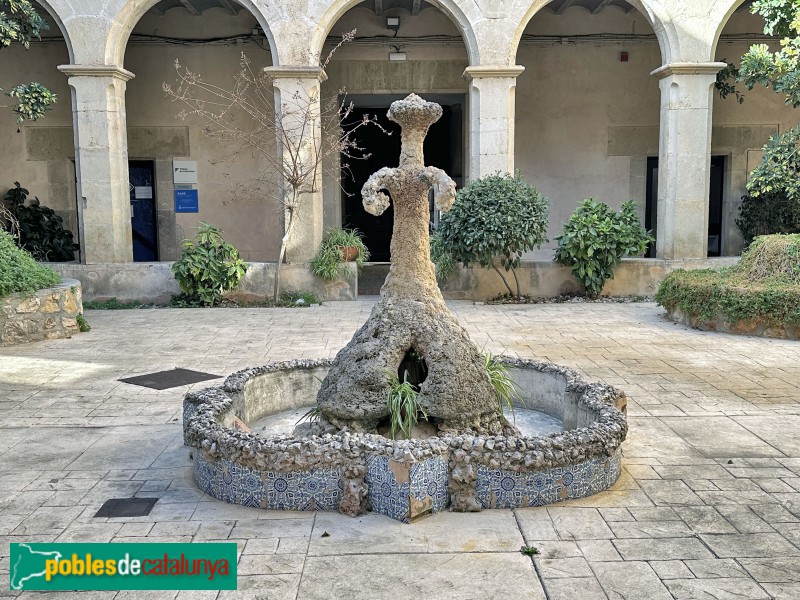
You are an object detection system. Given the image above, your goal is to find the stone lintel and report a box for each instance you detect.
[263,65,328,83]
[58,64,135,81]
[462,65,525,81]
[650,62,727,80]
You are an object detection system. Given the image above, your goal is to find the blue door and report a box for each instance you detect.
[129,160,158,261]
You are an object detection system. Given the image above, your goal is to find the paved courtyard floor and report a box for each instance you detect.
[2,299,800,599]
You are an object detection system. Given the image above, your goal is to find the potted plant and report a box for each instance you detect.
[310,227,370,281]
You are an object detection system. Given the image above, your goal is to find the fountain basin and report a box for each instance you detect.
[183,357,627,523]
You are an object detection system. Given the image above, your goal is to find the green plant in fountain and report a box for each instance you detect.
[436,172,548,299]
[0,229,59,297]
[554,199,652,299]
[484,352,521,420]
[171,222,248,307]
[2,182,79,261]
[386,370,427,440]
[310,227,370,281]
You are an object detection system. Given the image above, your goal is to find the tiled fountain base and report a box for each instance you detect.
[184,357,628,523]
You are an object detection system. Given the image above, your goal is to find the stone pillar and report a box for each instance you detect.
[58,65,134,264]
[651,62,725,260]
[264,66,327,263]
[463,66,525,179]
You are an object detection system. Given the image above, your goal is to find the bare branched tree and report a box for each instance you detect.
[163,30,383,301]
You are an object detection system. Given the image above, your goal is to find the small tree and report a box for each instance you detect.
[436,172,548,299]
[163,31,380,302]
[554,199,652,299]
[1,1,57,125]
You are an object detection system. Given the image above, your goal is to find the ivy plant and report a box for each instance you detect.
[1,1,57,124]
[436,172,548,299]
[171,222,248,306]
[554,200,652,299]
[3,182,79,261]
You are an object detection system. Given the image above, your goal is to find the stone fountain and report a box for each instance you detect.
[183,94,628,522]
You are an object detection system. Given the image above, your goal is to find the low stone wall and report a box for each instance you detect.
[440,257,741,301]
[49,262,357,304]
[666,307,800,340]
[1,279,83,346]
[183,358,628,522]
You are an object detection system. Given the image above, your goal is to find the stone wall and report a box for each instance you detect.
[1,279,83,346]
[49,263,357,304]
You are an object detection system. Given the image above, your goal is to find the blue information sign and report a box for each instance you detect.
[175,189,199,213]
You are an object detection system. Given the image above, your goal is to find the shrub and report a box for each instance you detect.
[436,173,548,298]
[171,222,247,307]
[0,229,60,297]
[656,234,800,328]
[310,227,370,281]
[430,230,456,283]
[2,182,79,261]
[747,126,800,204]
[736,193,800,245]
[554,199,652,299]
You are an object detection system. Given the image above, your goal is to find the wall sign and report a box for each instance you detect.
[175,189,199,213]
[173,160,198,184]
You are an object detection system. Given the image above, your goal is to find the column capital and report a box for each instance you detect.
[263,65,328,82]
[58,64,135,81]
[650,62,727,80]
[463,65,525,81]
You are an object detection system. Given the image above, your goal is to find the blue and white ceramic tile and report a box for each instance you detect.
[365,454,411,522]
[365,454,450,522]
[194,454,343,511]
[475,450,622,509]
[409,456,449,513]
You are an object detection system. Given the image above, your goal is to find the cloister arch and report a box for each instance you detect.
[106,0,279,67]
[511,0,672,67]
[311,0,480,67]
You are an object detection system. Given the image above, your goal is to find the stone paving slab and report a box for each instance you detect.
[1,301,799,598]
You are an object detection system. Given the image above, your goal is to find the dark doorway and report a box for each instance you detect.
[707,156,725,257]
[645,156,725,258]
[341,94,464,262]
[128,160,158,261]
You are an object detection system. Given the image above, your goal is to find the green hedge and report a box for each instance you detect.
[0,229,60,298]
[655,234,800,329]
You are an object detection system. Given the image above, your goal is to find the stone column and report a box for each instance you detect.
[58,65,134,264]
[463,66,525,179]
[651,62,726,259]
[263,66,327,263]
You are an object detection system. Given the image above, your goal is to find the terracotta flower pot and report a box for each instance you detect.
[340,246,359,262]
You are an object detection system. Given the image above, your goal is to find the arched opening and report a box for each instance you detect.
[121,0,278,262]
[320,1,470,274]
[711,0,798,256]
[0,1,78,255]
[514,0,663,259]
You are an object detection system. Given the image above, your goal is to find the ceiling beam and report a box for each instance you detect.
[592,0,614,14]
[555,0,576,15]
[179,0,200,16]
[218,0,238,15]
[412,0,421,16]
[375,0,383,16]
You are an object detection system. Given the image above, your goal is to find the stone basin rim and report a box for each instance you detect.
[184,356,628,473]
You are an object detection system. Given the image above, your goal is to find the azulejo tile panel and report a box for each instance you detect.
[475,450,622,509]
[193,453,343,511]
[365,455,450,522]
